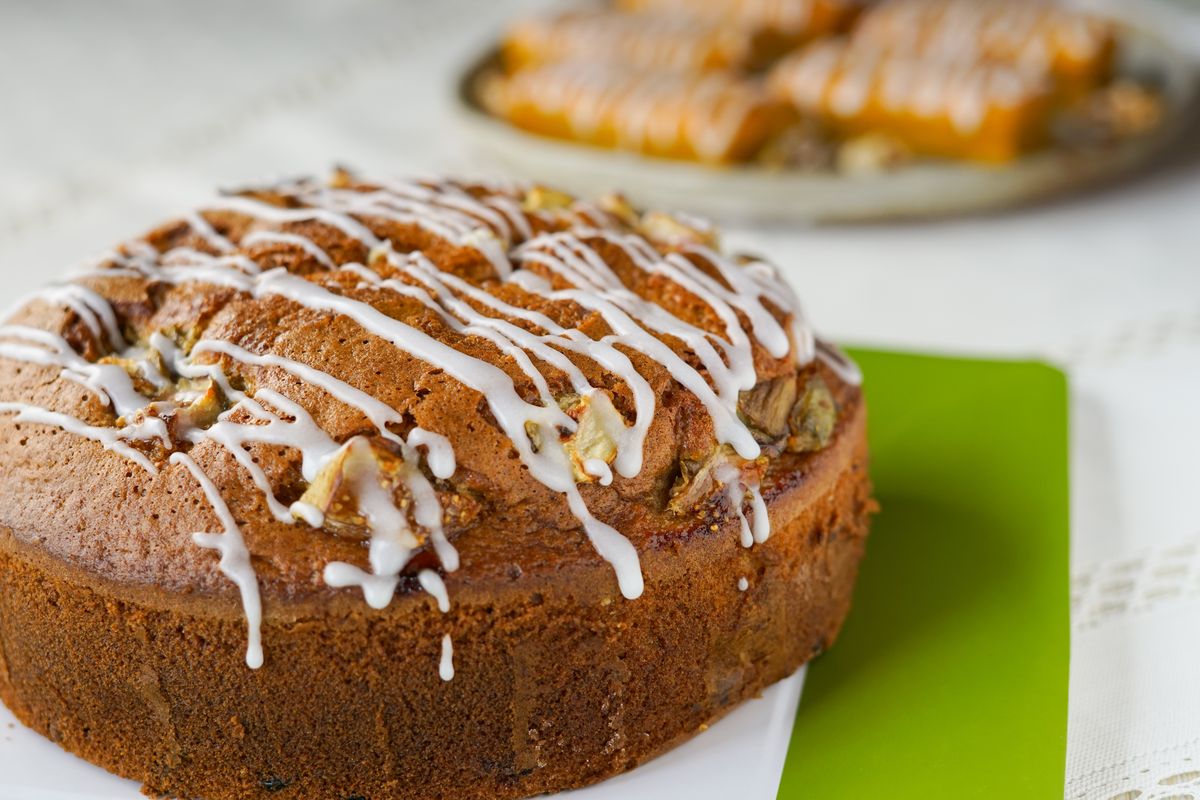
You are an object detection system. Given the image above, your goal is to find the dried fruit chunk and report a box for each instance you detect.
[524,420,545,454]
[788,375,836,453]
[637,211,719,249]
[121,377,228,445]
[669,444,735,515]
[98,348,171,398]
[295,436,414,539]
[597,193,639,228]
[172,379,227,432]
[738,375,798,443]
[562,391,624,483]
[522,185,575,214]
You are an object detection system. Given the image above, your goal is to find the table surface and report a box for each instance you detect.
[1,2,1198,797]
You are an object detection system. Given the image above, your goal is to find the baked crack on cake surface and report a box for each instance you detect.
[0,170,873,800]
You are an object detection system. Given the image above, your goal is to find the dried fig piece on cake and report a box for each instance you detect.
[171,378,227,433]
[97,349,170,399]
[522,185,575,214]
[738,375,798,444]
[561,391,624,483]
[637,211,719,249]
[788,375,836,453]
[668,444,736,515]
[119,376,229,446]
[597,193,639,228]
[295,436,417,541]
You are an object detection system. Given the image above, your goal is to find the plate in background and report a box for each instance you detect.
[453,27,1198,223]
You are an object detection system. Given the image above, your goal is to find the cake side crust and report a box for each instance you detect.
[0,398,870,800]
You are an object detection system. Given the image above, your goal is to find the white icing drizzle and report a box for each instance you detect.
[10,284,126,352]
[183,212,236,254]
[298,186,514,279]
[0,175,853,674]
[512,230,816,464]
[322,437,425,610]
[3,306,460,630]
[290,501,325,528]
[738,576,749,592]
[143,257,646,599]
[192,386,340,523]
[170,451,264,669]
[523,239,743,435]
[439,634,455,681]
[747,479,770,545]
[81,245,639,598]
[816,340,863,386]
[373,176,535,245]
[190,337,461,555]
[399,249,650,476]
[716,460,755,548]
[0,401,159,472]
[418,569,451,613]
[241,230,336,270]
[585,458,614,486]
[715,459,769,547]
[0,325,151,419]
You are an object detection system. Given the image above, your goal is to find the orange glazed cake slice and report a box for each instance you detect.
[769,39,1055,162]
[852,0,1117,91]
[501,8,791,73]
[481,62,794,164]
[616,0,864,43]
[0,171,873,800]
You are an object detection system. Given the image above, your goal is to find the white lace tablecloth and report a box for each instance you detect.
[1,2,1199,797]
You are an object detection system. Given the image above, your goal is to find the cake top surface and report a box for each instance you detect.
[0,170,859,668]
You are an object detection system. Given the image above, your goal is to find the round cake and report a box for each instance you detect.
[0,170,872,800]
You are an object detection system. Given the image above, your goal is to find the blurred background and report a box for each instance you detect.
[1,0,1197,361]
[1,1,1199,797]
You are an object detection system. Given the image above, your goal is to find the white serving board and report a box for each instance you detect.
[0,669,805,800]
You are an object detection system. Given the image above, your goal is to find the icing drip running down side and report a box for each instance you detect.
[440,634,455,682]
[0,171,860,673]
[171,452,264,669]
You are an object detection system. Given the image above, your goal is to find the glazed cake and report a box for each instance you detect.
[852,0,1117,91]
[769,40,1055,162]
[616,0,864,42]
[480,63,794,164]
[478,0,1150,171]
[0,171,872,800]
[502,9,792,73]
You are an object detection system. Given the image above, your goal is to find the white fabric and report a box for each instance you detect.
[1066,345,1200,799]
[0,2,1198,798]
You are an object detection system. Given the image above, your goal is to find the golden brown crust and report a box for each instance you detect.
[0,175,834,599]
[0,173,872,799]
[0,395,869,800]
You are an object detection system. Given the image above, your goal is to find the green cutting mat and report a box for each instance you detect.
[779,350,1070,798]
